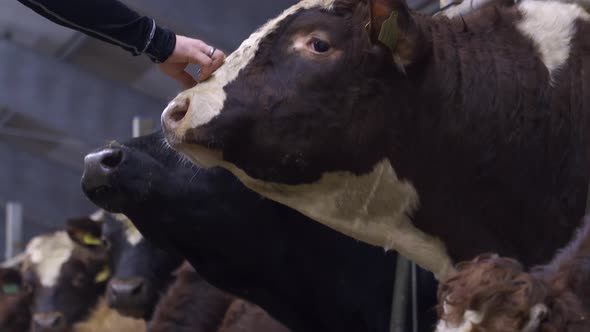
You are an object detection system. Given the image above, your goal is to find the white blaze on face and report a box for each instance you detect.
[26,231,75,287]
[162,0,337,138]
[113,214,143,247]
[89,209,106,222]
[516,1,589,81]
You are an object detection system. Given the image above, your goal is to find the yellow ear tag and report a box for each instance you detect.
[378,11,399,52]
[83,234,102,246]
[95,266,111,283]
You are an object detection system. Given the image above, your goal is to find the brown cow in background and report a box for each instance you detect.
[436,215,590,332]
[0,267,33,332]
[149,262,290,332]
[23,217,145,332]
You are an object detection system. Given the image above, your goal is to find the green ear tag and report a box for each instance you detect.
[378,11,399,52]
[83,234,101,246]
[2,284,20,295]
[95,266,111,283]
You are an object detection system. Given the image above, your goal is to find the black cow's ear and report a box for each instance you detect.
[66,216,103,248]
[366,0,429,67]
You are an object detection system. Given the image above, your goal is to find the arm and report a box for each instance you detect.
[16,0,174,63]
[17,0,225,87]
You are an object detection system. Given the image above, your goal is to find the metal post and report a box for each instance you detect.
[390,255,410,332]
[5,202,23,261]
[132,117,156,138]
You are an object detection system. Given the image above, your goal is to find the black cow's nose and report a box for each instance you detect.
[82,149,124,189]
[85,149,123,171]
[109,278,144,298]
[33,312,65,330]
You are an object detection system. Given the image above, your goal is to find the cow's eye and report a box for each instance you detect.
[310,38,331,53]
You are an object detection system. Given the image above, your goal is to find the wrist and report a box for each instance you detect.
[146,26,176,63]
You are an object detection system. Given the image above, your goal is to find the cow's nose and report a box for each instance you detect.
[82,149,124,189]
[33,312,65,330]
[109,278,144,298]
[161,99,189,132]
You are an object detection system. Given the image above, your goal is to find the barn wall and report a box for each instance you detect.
[0,41,164,256]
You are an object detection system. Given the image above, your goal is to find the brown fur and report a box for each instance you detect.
[0,268,32,332]
[73,297,145,332]
[219,299,290,332]
[437,217,590,331]
[149,262,289,332]
[165,0,590,274]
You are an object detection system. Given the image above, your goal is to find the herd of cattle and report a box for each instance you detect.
[3,0,590,330]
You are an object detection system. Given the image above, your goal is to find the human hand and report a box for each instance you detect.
[159,35,226,88]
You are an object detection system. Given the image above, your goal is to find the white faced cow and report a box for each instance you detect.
[161,0,590,279]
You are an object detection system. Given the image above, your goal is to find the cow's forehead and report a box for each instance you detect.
[220,0,338,84]
[168,0,342,131]
[25,231,74,287]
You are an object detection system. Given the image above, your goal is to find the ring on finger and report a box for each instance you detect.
[208,47,216,58]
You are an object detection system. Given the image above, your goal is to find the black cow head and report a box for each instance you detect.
[24,217,110,332]
[0,268,33,332]
[99,213,183,320]
[161,0,427,184]
[79,132,440,331]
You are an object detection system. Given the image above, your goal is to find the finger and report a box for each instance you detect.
[198,50,226,81]
[160,64,197,88]
[189,51,214,69]
[175,71,199,89]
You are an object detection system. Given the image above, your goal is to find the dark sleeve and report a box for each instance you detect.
[16,0,176,63]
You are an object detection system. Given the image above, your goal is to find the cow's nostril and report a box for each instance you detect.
[170,108,187,123]
[33,312,64,328]
[100,149,123,169]
[110,278,144,298]
[162,99,189,129]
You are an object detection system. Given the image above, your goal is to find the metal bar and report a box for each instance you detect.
[132,116,156,138]
[5,202,23,261]
[411,262,418,332]
[390,255,410,332]
[0,127,84,146]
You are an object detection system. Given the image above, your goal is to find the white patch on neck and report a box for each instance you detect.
[522,303,548,332]
[163,0,337,135]
[25,231,74,287]
[112,213,143,247]
[435,307,484,332]
[516,1,589,81]
[89,209,106,222]
[181,144,454,279]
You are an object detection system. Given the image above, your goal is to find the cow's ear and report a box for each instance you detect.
[66,216,104,248]
[366,0,428,66]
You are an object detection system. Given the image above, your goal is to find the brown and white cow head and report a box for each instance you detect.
[161,0,455,278]
[162,0,423,184]
[23,217,111,332]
